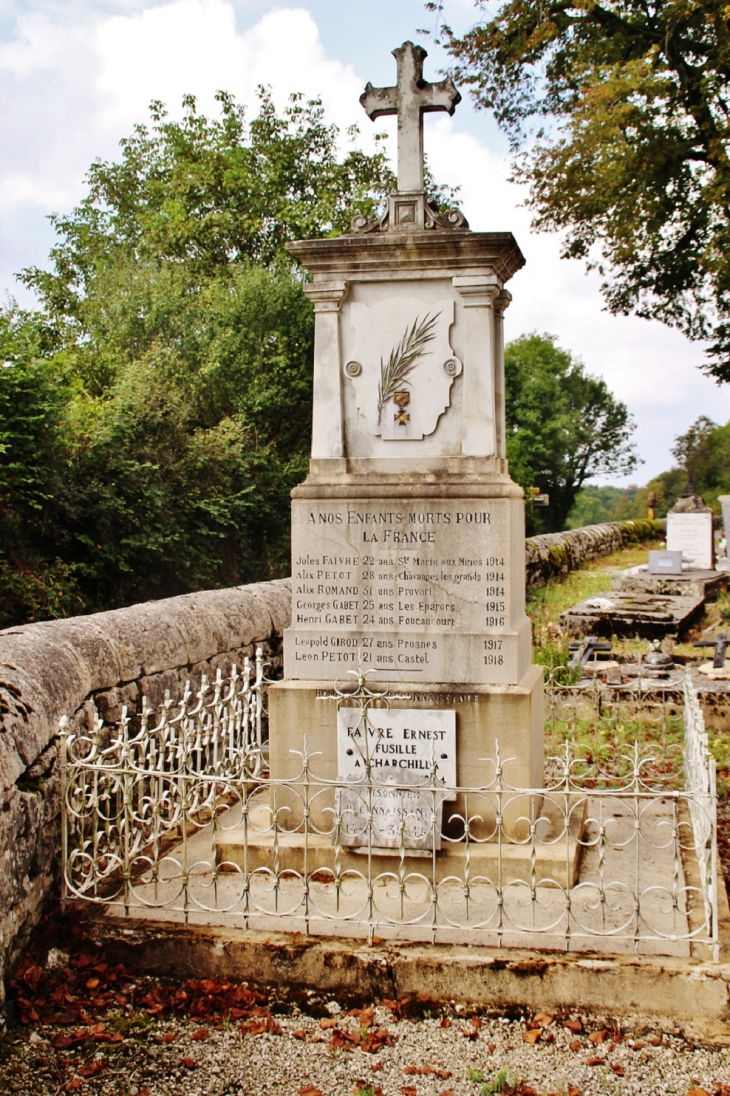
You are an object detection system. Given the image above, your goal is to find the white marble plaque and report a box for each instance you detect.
[337,772,446,850]
[337,707,456,787]
[666,512,713,569]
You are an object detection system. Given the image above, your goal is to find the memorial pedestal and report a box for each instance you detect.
[217,41,550,884]
[267,666,544,836]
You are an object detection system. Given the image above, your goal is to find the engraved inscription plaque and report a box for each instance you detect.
[285,497,530,684]
[336,708,456,850]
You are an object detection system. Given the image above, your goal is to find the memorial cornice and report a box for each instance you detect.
[286,229,525,284]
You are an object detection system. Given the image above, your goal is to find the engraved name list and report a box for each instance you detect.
[285,498,526,684]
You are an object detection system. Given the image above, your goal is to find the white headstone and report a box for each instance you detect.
[666,510,713,569]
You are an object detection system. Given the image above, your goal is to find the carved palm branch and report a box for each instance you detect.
[377,311,441,421]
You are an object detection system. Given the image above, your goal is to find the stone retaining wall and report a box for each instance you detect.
[0,579,291,1013]
[0,519,661,1013]
[525,519,663,589]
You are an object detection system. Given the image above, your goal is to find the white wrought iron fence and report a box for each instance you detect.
[60,659,719,958]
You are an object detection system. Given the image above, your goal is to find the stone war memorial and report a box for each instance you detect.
[260,40,544,860]
[43,40,721,1010]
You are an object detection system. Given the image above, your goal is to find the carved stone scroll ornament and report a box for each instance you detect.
[350,198,469,235]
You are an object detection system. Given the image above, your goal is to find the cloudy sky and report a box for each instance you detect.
[2,0,728,483]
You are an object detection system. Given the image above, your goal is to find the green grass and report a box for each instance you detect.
[480,1066,513,1094]
[528,540,662,666]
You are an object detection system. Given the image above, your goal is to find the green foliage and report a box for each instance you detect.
[505,333,639,532]
[0,91,395,626]
[437,1,730,379]
[480,1066,512,1095]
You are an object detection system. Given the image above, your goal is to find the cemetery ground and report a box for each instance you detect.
[528,538,730,899]
[4,538,730,1095]
[1,906,730,1096]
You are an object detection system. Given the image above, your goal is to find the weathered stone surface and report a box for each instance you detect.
[0,578,291,1013]
[613,566,724,600]
[524,519,662,590]
[559,588,705,640]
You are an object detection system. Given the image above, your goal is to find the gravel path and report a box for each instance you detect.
[2,995,730,1096]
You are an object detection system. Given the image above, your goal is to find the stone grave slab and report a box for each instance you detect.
[560,589,704,639]
[667,495,714,569]
[613,566,723,601]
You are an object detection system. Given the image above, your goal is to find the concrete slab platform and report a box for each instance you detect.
[80,880,730,1041]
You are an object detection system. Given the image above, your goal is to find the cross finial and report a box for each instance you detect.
[360,41,461,194]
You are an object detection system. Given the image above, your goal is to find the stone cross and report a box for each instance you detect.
[360,41,461,194]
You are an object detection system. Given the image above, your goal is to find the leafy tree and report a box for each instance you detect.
[433,0,730,379]
[566,414,730,525]
[0,91,396,626]
[671,414,717,491]
[505,333,639,532]
[565,484,638,528]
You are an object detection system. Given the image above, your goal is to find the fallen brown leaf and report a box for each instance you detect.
[362,1028,394,1054]
[320,1017,339,1029]
[299,1087,323,1096]
[589,1030,607,1044]
[439,1017,451,1029]
[565,1019,582,1034]
[181,1057,196,1069]
[567,1087,582,1096]
[79,1061,105,1078]
[586,1056,604,1067]
[51,1034,76,1050]
[161,1032,176,1044]
[371,1061,383,1073]
[402,1087,417,1096]
[523,1029,541,1045]
[687,1090,711,1096]
[63,1081,83,1094]
[534,1012,553,1025]
[292,1030,306,1040]
[569,1039,582,1052]
[191,1027,208,1041]
[610,1064,625,1076]
[462,1028,479,1040]
[471,1015,482,1029]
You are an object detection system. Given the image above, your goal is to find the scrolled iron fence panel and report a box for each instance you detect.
[60,661,718,957]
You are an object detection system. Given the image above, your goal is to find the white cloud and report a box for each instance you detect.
[94,2,370,144]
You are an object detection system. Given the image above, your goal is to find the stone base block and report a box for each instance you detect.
[613,567,723,601]
[215,824,580,890]
[267,667,544,840]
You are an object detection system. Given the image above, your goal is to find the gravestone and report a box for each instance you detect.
[267,41,543,844]
[718,494,730,544]
[666,494,714,570]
